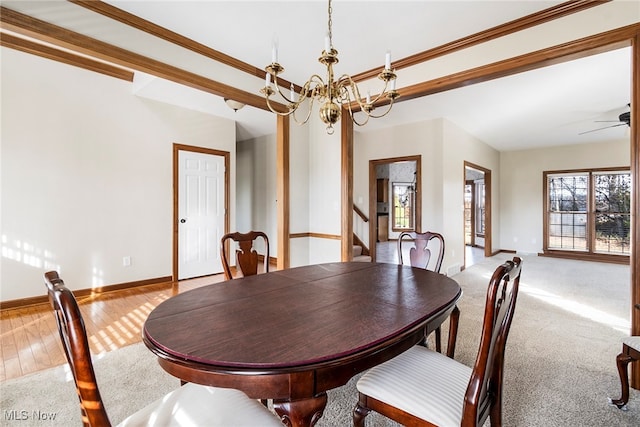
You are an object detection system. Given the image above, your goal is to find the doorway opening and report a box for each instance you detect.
[368,156,422,263]
[464,162,492,268]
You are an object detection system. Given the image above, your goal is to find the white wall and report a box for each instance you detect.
[289,120,311,267]
[499,139,630,254]
[235,141,253,234]
[237,113,343,267]
[298,111,342,266]
[442,119,500,273]
[236,134,277,257]
[1,48,236,301]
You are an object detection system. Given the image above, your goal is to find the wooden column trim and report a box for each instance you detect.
[0,6,285,113]
[368,160,377,262]
[341,110,354,261]
[277,115,290,270]
[630,31,640,389]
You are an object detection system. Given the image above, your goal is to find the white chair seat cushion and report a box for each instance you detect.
[622,336,640,351]
[117,383,282,426]
[357,345,472,426]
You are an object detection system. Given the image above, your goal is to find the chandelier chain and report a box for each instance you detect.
[327,0,333,49]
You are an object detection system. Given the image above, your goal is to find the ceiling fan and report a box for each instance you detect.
[579,104,631,135]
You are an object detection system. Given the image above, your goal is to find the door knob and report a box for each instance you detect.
[180,218,187,223]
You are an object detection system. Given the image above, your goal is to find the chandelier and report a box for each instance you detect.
[399,172,417,207]
[260,0,399,134]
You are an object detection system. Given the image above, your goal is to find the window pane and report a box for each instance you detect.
[547,173,588,252]
[548,212,587,251]
[392,182,414,230]
[464,184,472,245]
[548,175,588,213]
[595,213,630,254]
[594,173,631,213]
[594,172,631,255]
[476,182,485,234]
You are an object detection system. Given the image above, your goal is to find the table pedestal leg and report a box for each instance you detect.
[273,393,328,427]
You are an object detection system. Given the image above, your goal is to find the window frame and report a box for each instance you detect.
[543,167,630,264]
[391,181,415,232]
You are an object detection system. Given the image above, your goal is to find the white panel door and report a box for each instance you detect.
[178,150,225,279]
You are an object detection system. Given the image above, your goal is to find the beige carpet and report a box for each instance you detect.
[1,254,639,426]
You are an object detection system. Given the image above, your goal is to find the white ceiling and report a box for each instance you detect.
[3,1,633,150]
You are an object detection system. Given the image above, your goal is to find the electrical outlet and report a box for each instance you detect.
[123,256,131,267]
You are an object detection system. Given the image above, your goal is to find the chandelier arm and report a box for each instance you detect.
[367,82,391,105]
[341,96,371,127]
[274,74,326,106]
[338,75,390,113]
[364,98,397,119]
[307,74,328,97]
[291,96,315,126]
[336,75,366,107]
[349,110,371,127]
[264,95,296,117]
[271,73,301,105]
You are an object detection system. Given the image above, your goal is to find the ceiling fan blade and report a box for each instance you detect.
[579,123,627,135]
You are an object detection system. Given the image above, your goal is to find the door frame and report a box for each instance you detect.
[463,162,492,263]
[173,143,230,282]
[368,155,422,262]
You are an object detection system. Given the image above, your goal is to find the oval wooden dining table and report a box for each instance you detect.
[143,261,462,427]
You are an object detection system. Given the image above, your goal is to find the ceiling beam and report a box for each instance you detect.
[0,32,134,81]
[353,23,639,113]
[351,0,612,83]
[397,23,638,104]
[0,6,287,113]
[68,0,303,94]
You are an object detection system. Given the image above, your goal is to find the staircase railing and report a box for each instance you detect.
[354,205,368,223]
[353,205,370,256]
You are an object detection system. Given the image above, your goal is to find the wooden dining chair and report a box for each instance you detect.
[609,330,640,410]
[398,230,459,357]
[220,231,270,280]
[353,257,523,427]
[44,271,282,427]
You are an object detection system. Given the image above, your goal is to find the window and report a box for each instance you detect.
[476,181,485,236]
[392,182,414,230]
[544,168,630,259]
[593,171,631,254]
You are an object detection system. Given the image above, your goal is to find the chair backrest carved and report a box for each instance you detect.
[44,271,111,427]
[220,231,270,280]
[397,231,445,273]
[463,256,522,427]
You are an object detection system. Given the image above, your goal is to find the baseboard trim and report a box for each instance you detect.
[290,232,341,240]
[257,254,278,265]
[0,275,173,311]
[538,251,629,265]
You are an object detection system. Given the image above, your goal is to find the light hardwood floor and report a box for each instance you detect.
[0,275,225,382]
[1,251,412,383]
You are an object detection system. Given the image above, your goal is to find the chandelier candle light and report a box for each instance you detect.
[260,0,399,134]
